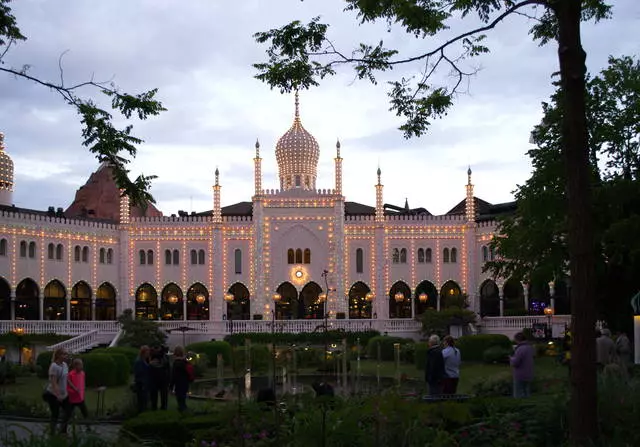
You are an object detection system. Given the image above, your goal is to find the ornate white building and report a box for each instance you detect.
[0,97,569,343]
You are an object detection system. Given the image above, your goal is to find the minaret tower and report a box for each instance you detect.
[375,167,384,223]
[334,139,343,195]
[465,166,475,222]
[213,168,221,223]
[0,132,15,207]
[254,139,262,196]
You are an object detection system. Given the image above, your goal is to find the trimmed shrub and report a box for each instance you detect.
[80,354,118,387]
[231,344,271,374]
[414,342,429,370]
[456,334,512,362]
[365,336,412,361]
[186,341,231,366]
[91,347,138,369]
[36,351,53,379]
[482,345,511,364]
[108,353,131,385]
[224,330,380,348]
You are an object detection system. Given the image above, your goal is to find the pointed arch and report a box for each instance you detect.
[0,277,11,320]
[44,279,67,320]
[47,243,55,260]
[443,248,450,263]
[295,248,303,264]
[287,249,295,264]
[100,248,106,264]
[198,249,205,265]
[425,248,432,263]
[135,283,158,320]
[172,249,180,265]
[164,249,171,265]
[389,281,411,318]
[303,248,311,264]
[187,282,209,320]
[400,248,407,263]
[392,248,400,264]
[107,248,114,264]
[82,246,89,263]
[56,244,63,261]
[439,280,461,309]
[415,280,437,315]
[95,282,117,321]
[0,238,7,256]
[503,277,525,314]
[227,282,250,320]
[19,240,27,258]
[479,279,500,317]
[355,248,364,273]
[190,249,198,265]
[417,248,425,263]
[234,249,242,274]
[450,247,457,263]
[139,249,146,265]
[15,278,39,320]
[482,246,488,262]
[300,282,323,319]
[275,281,300,320]
[161,282,184,320]
[528,280,551,314]
[70,281,92,320]
[75,245,81,262]
[348,281,372,319]
[146,249,153,265]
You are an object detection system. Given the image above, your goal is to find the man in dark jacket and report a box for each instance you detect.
[425,334,445,396]
[148,345,171,410]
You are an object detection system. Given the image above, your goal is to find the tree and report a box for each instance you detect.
[117,309,167,348]
[252,1,611,443]
[0,0,165,208]
[486,56,640,332]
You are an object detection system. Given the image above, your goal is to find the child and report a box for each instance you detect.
[67,358,89,420]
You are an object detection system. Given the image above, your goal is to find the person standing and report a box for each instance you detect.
[148,345,170,410]
[42,348,71,435]
[67,358,89,421]
[170,346,191,412]
[510,332,534,398]
[133,345,150,413]
[425,334,445,396]
[615,331,631,374]
[596,329,616,370]
[441,335,461,394]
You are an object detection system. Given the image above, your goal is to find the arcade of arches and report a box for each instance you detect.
[479,278,571,317]
[135,282,210,321]
[0,277,117,321]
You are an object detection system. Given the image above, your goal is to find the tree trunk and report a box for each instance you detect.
[556,1,598,445]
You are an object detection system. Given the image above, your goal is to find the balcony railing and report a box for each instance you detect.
[47,329,103,354]
[0,320,120,336]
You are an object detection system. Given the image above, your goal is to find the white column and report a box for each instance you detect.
[499,291,504,317]
[522,283,529,314]
[91,299,96,321]
[39,293,44,320]
[10,294,15,320]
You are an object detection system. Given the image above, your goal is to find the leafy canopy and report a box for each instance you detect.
[0,0,165,208]
[117,309,167,348]
[253,0,611,138]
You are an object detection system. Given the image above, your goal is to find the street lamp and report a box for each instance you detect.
[14,327,24,365]
[394,292,404,303]
[419,293,428,303]
[544,306,555,339]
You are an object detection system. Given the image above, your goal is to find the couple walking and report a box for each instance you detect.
[425,335,461,396]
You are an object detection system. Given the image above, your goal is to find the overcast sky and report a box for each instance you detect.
[2,0,638,215]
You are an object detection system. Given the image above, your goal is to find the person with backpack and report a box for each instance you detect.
[148,345,170,410]
[170,346,194,412]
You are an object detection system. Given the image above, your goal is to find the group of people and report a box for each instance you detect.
[424,335,461,396]
[133,344,193,413]
[42,348,88,436]
[596,329,631,373]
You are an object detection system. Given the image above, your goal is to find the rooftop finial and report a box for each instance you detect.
[336,139,341,157]
[376,166,381,184]
[215,167,219,185]
[294,90,300,122]
[467,165,472,184]
[255,138,260,157]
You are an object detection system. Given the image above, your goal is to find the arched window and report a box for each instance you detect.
[82,246,89,263]
[99,248,106,264]
[198,249,205,265]
[190,249,197,265]
[304,248,311,264]
[19,241,27,258]
[287,249,294,264]
[172,249,179,265]
[451,247,457,263]
[47,243,55,260]
[0,238,6,256]
[400,248,407,264]
[482,246,488,262]
[74,245,81,262]
[28,241,36,258]
[165,249,172,265]
[234,249,242,274]
[56,244,63,260]
[295,248,303,264]
[147,250,153,265]
[392,248,400,264]
[443,248,450,263]
[490,247,496,261]
[356,248,364,274]
[417,248,425,263]
[107,248,113,264]
[425,248,432,263]
[139,249,146,265]
[295,175,301,187]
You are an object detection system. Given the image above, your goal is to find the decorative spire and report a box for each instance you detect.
[404,198,409,211]
[215,167,219,186]
[255,138,260,157]
[336,139,341,158]
[294,90,300,122]
[467,165,472,185]
[377,166,381,184]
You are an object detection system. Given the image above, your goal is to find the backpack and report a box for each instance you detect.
[185,362,195,382]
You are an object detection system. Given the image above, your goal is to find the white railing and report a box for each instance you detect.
[108,328,124,348]
[47,329,100,354]
[0,320,120,335]
[481,315,571,328]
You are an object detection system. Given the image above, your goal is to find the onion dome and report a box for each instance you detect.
[0,132,14,192]
[275,92,319,190]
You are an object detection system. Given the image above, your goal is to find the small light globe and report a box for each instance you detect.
[167,295,179,304]
[394,292,404,303]
[544,307,554,316]
[419,293,428,303]
[365,292,375,302]
[224,292,234,302]
[318,293,327,303]
[273,293,282,302]
[195,294,206,304]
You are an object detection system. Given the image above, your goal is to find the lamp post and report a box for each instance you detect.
[271,293,281,395]
[224,292,234,333]
[320,270,331,375]
[14,327,24,365]
[544,306,555,339]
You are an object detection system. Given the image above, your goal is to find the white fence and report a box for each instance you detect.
[481,315,571,338]
[0,320,120,336]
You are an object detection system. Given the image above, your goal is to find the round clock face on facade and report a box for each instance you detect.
[295,270,303,278]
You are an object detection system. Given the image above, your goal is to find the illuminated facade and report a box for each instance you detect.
[1,97,567,330]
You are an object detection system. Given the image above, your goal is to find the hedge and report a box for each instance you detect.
[36,351,53,378]
[414,342,429,370]
[90,347,138,369]
[365,336,413,361]
[456,334,512,362]
[482,346,511,364]
[185,341,231,366]
[224,330,380,347]
[79,354,118,387]
[231,344,271,374]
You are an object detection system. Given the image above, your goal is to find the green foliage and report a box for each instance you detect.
[117,310,167,348]
[456,335,512,362]
[414,342,428,370]
[365,335,412,361]
[420,308,476,337]
[0,361,18,384]
[90,346,138,369]
[185,341,231,366]
[224,330,379,347]
[35,351,53,379]
[122,410,191,447]
[0,430,118,447]
[0,332,71,345]
[231,344,271,375]
[482,346,511,364]
[79,354,118,387]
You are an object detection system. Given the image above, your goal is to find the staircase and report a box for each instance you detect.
[47,329,118,354]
